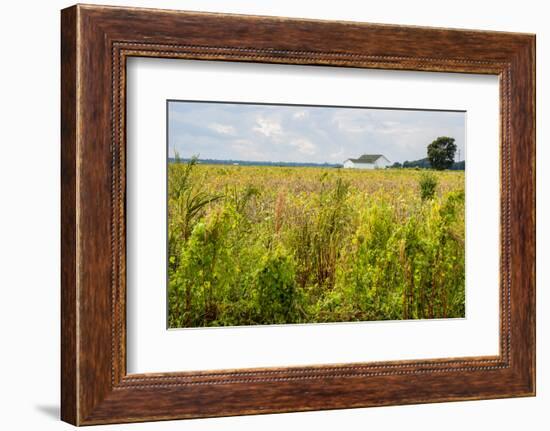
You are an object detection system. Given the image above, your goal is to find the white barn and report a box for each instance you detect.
[343,154,391,169]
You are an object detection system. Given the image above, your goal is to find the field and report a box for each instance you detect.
[167,161,465,328]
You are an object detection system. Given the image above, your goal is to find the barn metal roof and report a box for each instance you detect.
[346,154,387,163]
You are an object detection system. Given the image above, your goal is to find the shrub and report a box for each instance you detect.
[254,247,303,324]
[419,172,438,200]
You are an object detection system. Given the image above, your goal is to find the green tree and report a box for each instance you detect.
[427,136,457,170]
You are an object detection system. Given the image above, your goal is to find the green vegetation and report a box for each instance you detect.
[168,161,465,328]
[419,172,438,201]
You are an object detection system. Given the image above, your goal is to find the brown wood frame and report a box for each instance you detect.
[61,4,536,426]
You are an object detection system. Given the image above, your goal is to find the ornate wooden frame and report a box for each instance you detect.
[61,4,535,425]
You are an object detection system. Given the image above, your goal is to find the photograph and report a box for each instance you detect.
[167,100,466,328]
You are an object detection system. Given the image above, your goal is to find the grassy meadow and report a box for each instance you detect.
[168,161,465,328]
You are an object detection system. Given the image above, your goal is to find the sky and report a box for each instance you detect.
[168,101,465,165]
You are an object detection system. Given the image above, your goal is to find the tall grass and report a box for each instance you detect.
[168,162,465,328]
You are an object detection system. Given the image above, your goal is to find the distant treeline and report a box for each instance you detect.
[168,157,464,170]
[392,158,465,171]
[168,158,343,168]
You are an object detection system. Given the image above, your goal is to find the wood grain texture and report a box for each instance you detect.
[60,4,536,425]
[60,5,78,425]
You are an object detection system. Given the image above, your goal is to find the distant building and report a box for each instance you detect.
[343,154,391,169]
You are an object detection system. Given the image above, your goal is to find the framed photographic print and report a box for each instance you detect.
[61,4,535,425]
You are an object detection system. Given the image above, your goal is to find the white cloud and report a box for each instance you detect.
[382,120,399,127]
[293,110,308,120]
[208,123,235,135]
[332,111,374,133]
[253,117,282,137]
[378,124,424,135]
[231,139,264,159]
[290,138,316,155]
[329,147,345,160]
